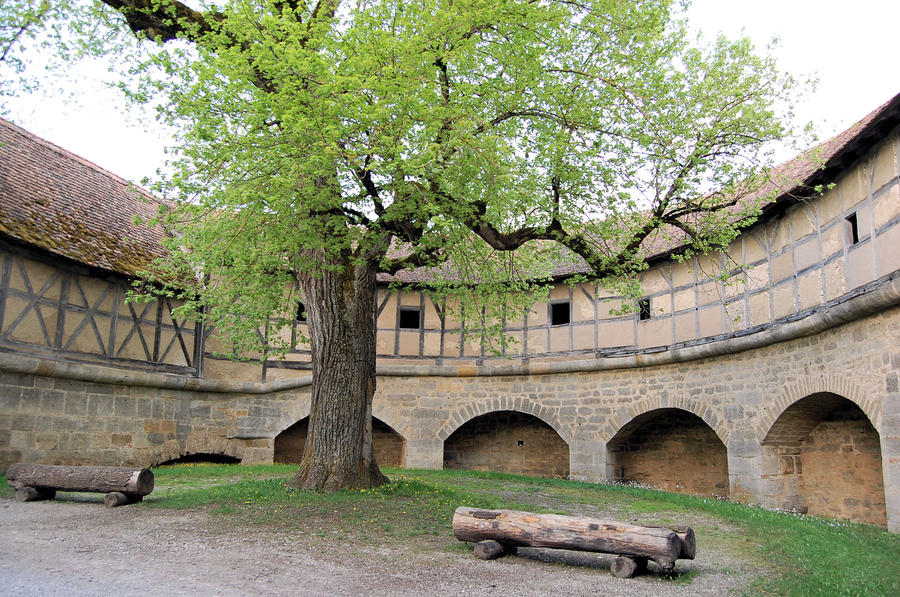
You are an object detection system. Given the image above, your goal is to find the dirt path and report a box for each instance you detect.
[1,497,756,596]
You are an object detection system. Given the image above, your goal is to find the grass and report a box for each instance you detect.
[4,465,899,596]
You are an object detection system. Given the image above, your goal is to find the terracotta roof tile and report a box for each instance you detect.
[0,117,168,276]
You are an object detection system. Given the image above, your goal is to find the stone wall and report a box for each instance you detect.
[0,365,311,468]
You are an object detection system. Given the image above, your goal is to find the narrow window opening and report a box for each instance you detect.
[638,298,651,321]
[399,307,421,329]
[550,301,571,326]
[845,212,860,245]
[517,440,525,447]
[296,302,307,322]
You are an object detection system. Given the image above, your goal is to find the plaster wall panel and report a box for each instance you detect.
[745,234,768,265]
[748,291,771,327]
[422,332,442,357]
[640,269,668,294]
[697,280,720,307]
[791,205,817,241]
[376,293,398,328]
[876,224,900,277]
[722,272,746,300]
[572,289,594,321]
[423,298,443,329]
[871,137,899,192]
[636,317,671,349]
[674,311,696,343]
[597,319,632,349]
[441,298,462,329]
[462,335,482,359]
[596,297,623,320]
[399,291,420,307]
[527,304,547,327]
[817,187,842,224]
[727,238,743,264]
[797,271,824,311]
[772,282,795,319]
[670,259,694,288]
[821,224,844,260]
[794,237,821,273]
[746,262,769,291]
[549,284,570,301]
[20,259,62,301]
[673,288,694,313]
[697,304,723,338]
[505,331,525,355]
[772,218,791,253]
[572,325,594,351]
[549,326,570,353]
[375,329,394,355]
[842,168,867,210]
[874,184,900,229]
[824,260,847,301]
[771,250,794,284]
[846,244,875,290]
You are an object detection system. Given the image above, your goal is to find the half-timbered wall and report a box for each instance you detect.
[0,241,199,375]
[241,129,900,383]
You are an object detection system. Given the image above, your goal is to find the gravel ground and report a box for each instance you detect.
[0,497,756,596]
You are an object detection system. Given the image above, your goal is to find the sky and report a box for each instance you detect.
[3,0,899,186]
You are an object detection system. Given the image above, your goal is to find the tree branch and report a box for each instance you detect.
[100,0,221,42]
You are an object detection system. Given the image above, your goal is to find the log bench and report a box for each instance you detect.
[452,506,695,578]
[5,463,154,508]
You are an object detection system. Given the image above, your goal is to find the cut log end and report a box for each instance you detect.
[473,540,507,560]
[104,492,143,508]
[611,556,639,578]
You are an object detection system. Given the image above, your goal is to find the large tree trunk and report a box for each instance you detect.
[287,251,389,491]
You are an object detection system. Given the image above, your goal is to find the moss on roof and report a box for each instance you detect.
[0,117,168,276]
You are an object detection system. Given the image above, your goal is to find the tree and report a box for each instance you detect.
[3,0,798,490]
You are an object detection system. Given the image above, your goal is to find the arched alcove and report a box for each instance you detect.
[273,417,406,467]
[442,410,569,478]
[762,393,886,527]
[607,408,729,497]
[156,453,241,466]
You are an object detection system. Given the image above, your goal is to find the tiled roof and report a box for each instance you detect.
[0,117,168,276]
[1,91,898,282]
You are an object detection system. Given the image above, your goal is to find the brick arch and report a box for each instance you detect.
[437,397,570,444]
[601,395,729,446]
[757,374,879,443]
[372,403,410,441]
[148,438,244,467]
[271,399,312,438]
[271,401,407,441]
[606,406,731,498]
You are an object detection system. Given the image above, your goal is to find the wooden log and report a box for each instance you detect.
[6,464,154,496]
[104,492,143,508]
[14,486,55,502]
[473,540,507,560]
[644,524,695,559]
[669,526,695,560]
[452,507,684,571]
[611,556,639,578]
